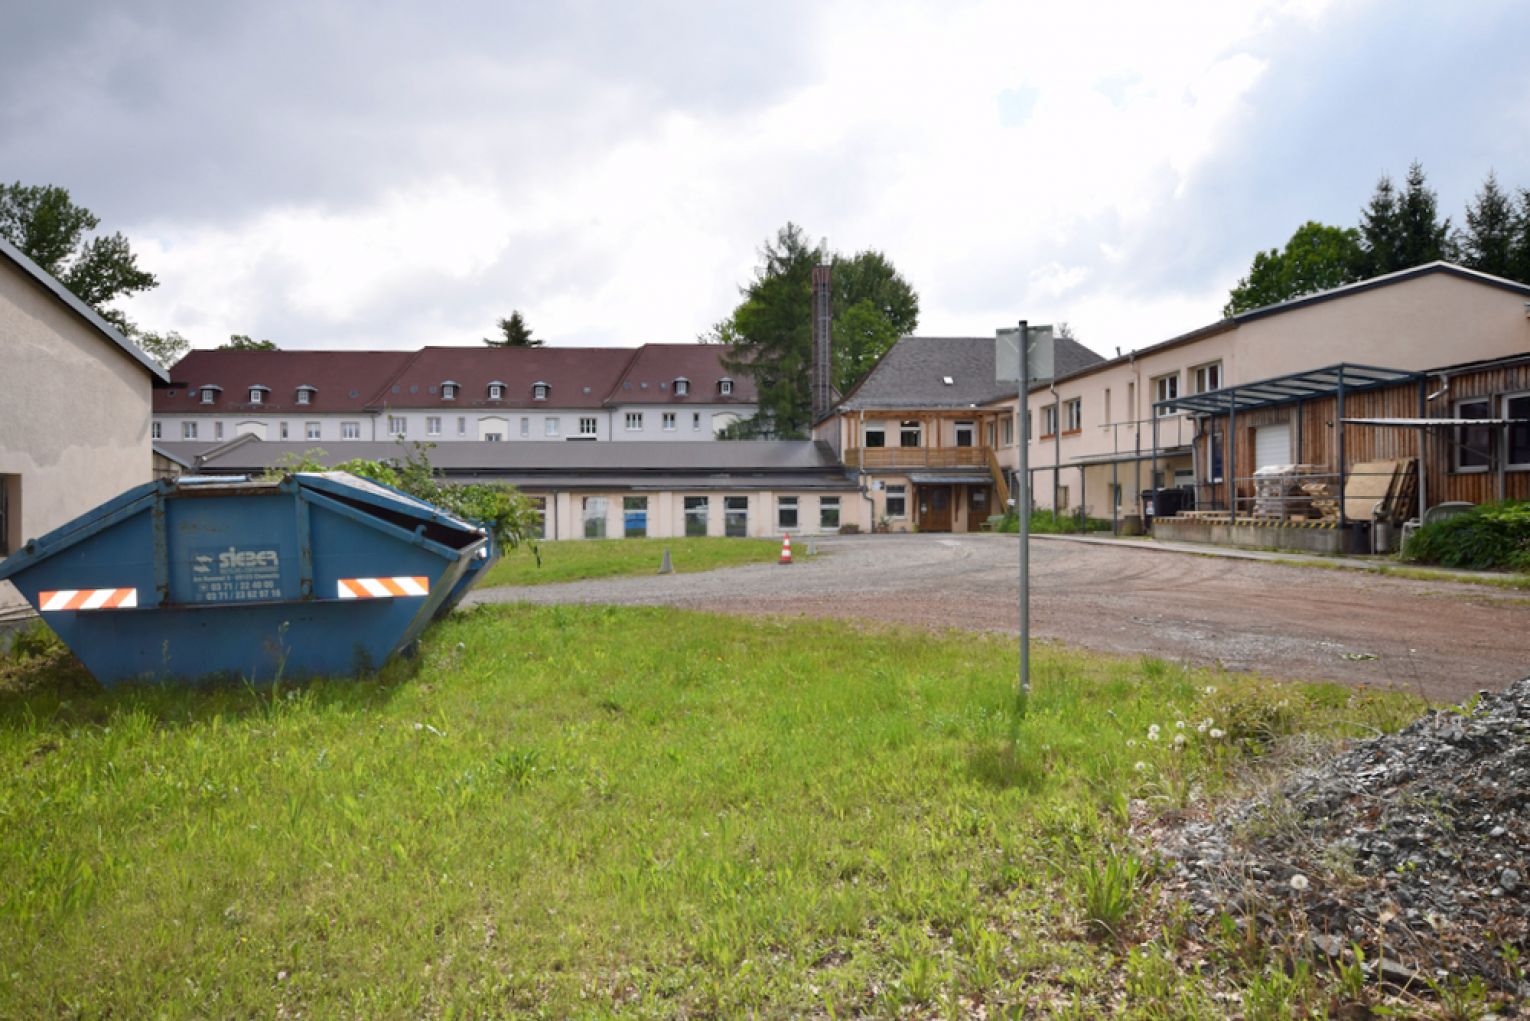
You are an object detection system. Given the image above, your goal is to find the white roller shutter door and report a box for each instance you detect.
[1254,423,1291,469]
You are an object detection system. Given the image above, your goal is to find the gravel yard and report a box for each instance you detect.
[466,533,1530,702]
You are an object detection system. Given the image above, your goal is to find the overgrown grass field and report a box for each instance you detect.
[481,536,782,587]
[0,608,1423,1018]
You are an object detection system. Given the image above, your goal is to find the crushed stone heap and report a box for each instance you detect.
[1158,676,1529,992]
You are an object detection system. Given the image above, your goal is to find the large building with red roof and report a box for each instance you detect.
[152,344,757,445]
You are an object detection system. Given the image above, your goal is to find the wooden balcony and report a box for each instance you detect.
[844,446,992,470]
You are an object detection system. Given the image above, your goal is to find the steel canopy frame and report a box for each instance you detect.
[1149,363,1421,526]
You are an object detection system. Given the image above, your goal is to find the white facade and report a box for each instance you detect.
[528,489,863,541]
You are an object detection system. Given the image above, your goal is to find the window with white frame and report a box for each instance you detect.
[684,496,709,536]
[457,416,466,436]
[625,412,644,431]
[1506,393,1530,470]
[623,496,648,538]
[674,377,690,396]
[1041,404,1058,437]
[1455,398,1492,471]
[820,496,840,529]
[426,416,441,436]
[1193,361,1222,394]
[719,378,733,396]
[1153,373,1179,416]
[955,420,975,447]
[296,387,313,405]
[215,421,224,440]
[279,422,289,440]
[441,382,458,401]
[544,417,559,437]
[306,422,321,440]
[520,417,530,438]
[692,412,701,431]
[1002,416,1014,445]
[583,496,608,539]
[488,382,504,400]
[899,419,921,448]
[532,382,549,401]
[864,423,886,448]
[777,496,798,529]
[580,416,597,436]
[662,412,676,431]
[151,421,162,439]
[200,387,217,404]
[1064,399,1082,432]
[249,387,265,404]
[885,484,907,518]
[182,421,197,439]
[343,421,360,440]
[389,416,407,436]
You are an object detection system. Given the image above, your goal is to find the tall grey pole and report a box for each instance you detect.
[1017,320,1031,717]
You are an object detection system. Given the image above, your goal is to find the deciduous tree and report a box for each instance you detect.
[1224,221,1364,315]
[219,334,278,350]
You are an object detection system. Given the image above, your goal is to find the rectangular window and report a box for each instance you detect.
[280,422,289,440]
[986,421,996,448]
[1153,373,1179,416]
[1193,361,1222,394]
[306,422,321,440]
[1001,416,1014,446]
[182,421,198,440]
[1127,381,1136,422]
[820,496,840,530]
[899,419,922,448]
[724,496,748,537]
[885,484,907,518]
[1041,404,1058,437]
[1210,430,1224,483]
[151,421,162,440]
[625,412,644,431]
[520,417,530,438]
[343,421,360,440]
[1506,393,1530,469]
[389,416,406,436]
[684,496,710,537]
[1064,399,1082,432]
[623,496,648,538]
[692,412,701,431]
[864,424,886,448]
[485,434,502,442]
[545,417,559,437]
[583,496,608,538]
[777,496,798,530]
[214,421,224,441]
[457,416,466,436]
[1455,398,1492,471]
[426,416,441,437]
[955,421,975,448]
[580,417,597,436]
[526,497,547,539]
[662,412,676,431]
[1104,388,1112,424]
[1057,485,1070,510]
[296,390,311,405]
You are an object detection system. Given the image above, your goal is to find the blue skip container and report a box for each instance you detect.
[0,472,497,685]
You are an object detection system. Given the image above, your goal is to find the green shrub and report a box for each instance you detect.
[1402,500,1530,572]
[994,509,1112,534]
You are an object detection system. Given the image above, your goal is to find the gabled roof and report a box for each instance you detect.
[606,343,758,404]
[374,345,639,410]
[836,334,1104,412]
[0,235,169,383]
[157,349,415,414]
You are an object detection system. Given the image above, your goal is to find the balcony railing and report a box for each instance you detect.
[844,446,991,469]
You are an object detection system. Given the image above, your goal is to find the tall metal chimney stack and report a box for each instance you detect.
[811,262,832,422]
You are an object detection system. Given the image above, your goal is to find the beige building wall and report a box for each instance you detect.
[1,263,157,610]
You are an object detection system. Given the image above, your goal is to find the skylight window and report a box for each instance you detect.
[942,376,954,386]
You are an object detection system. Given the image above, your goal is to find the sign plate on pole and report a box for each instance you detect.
[996,324,1055,384]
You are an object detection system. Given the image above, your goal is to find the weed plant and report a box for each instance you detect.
[0,607,1422,1017]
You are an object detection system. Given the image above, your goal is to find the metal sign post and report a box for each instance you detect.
[998,322,1052,720]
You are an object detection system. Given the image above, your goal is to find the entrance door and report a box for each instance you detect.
[966,485,990,531]
[917,486,952,532]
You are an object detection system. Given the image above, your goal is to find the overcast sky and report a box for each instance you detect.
[4,0,1528,358]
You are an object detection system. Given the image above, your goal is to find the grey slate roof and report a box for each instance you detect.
[836,334,1104,411]
[0,235,169,383]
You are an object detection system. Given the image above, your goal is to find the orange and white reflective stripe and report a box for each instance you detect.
[337,576,429,599]
[38,588,138,612]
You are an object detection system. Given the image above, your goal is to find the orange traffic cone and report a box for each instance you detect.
[779,533,793,565]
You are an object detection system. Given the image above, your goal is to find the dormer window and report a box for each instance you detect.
[719,377,734,396]
[674,377,690,396]
[199,385,222,405]
[532,381,550,401]
[487,381,505,400]
[441,381,459,401]
[249,385,270,404]
[295,385,317,405]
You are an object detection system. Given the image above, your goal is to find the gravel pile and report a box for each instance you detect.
[1155,676,1530,994]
